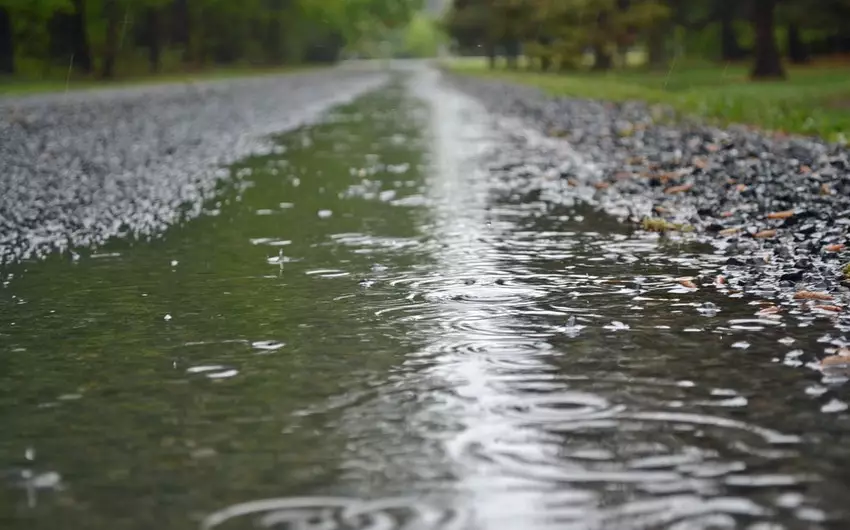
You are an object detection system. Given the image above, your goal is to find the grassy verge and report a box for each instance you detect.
[0,64,324,97]
[446,57,850,143]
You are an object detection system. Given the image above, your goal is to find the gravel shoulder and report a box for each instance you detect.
[0,68,388,264]
[448,72,850,314]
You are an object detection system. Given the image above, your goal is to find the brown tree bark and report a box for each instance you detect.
[720,7,746,60]
[0,7,13,74]
[750,0,785,79]
[101,0,119,79]
[592,46,613,71]
[54,0,93,74]
[787,22,809,63]
[647,25,669,71]
[145,8,162,73]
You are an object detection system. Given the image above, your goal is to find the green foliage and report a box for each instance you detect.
[0,0,423,81]
[449,58,850,142]
[403,13,444,57]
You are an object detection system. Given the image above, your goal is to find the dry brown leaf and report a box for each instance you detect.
[821,355,850,367]
[754,229,777,239]
[820,183,831,195]
[654,206,669,214]
[825,244,845,252]
[821,348,850,367]
[767,210,794,220]
[594,182,610,190]
[757,306,782,315]
[567,178,579,187]
[800,165,812,174]
[678,279,698,289]
[794,291,834,301]
[718,227,741,237]
[692,157,708,169]
[814,305,844,312]
[665,183,693,194]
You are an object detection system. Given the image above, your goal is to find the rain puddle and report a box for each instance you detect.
[2,68,850,529]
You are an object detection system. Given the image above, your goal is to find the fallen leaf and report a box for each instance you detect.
[567,178,579,187]
[718,227,741,236]
[767,210,794,220]
[814,305,843,312]
[757,306,782,315]
[800,165,811,174]
[735,184,747,192]
[794,291,833,301]
[753,229,777,239]
[594,182,610,190]
[720,210,735,218]
[664,183,693,194]
[821,355,850,367]
[707,143,720,153]
[692,157,708,169]
[678,279,698,289]
[825,244,845,252]
[821,348,850,367]
[820,183,831,195]
[654,206,669,214]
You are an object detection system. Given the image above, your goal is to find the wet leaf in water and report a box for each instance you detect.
[664,182,693,194]
[813,305,843,313]
[718,227,742,237]
[678,279,698,289]
[767,210,794,220]
[794,291,834,301]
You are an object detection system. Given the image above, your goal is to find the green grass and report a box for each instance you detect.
[0,64,323,97]
[446,57,850,143]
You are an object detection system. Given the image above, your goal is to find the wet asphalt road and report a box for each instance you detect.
[0,67,389,264]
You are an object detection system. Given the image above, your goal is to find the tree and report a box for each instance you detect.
[0,5,12,74]
[750,0,785,79]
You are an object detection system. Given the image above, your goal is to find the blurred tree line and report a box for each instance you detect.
[0,0,422,80]
[444,0,850,79]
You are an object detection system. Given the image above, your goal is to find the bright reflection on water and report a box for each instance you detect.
[2,67,850,530]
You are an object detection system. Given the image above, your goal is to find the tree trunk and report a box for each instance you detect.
[145,8,162,73]
[787,22,809,63]
[750,0,784,79]
[173,0,193,64]
[266,13,283,64]
[720,9,745,61]
[67,0,93,74]
[592,46,613,71]
[647,25,668,71]
[0,7,13,75]
[102,0,119,79]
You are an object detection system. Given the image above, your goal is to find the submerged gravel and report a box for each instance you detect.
[449,73,850,311]
[0,69,388,264]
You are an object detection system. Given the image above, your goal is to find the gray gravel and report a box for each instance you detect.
[0,68,388,264]
[448,73,850,307]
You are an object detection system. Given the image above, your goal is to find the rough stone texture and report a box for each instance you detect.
[0,69,388,264]
[449,73,850,306]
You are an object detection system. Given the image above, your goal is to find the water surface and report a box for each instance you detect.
[2,68,850,530]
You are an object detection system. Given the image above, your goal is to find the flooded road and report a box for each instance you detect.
[3,66,850,529]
